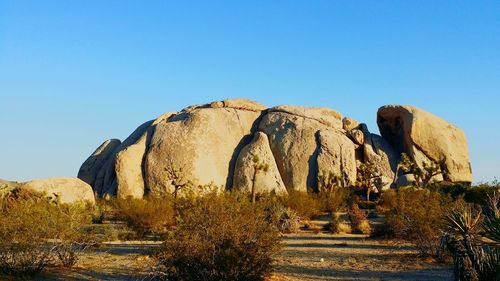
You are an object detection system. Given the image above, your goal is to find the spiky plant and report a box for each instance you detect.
[483,217,500,245]
[443,207,500,281]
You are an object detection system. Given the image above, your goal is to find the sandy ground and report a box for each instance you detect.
[272,232,452,281]
[35,232,453,281]
[30,214,454,280]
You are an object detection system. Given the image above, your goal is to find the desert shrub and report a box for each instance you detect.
[152,192,281,281]
[265,203,300,233]
[279,190,321,219]
[378,188,461,256]
[0,244,54,277]
[324,213,351,234]
[437,181,500,206]
[114,195,176,238]
[0,191,93,276]
[356,220,372,235]
[90,197,117,224]
[317,187,350,214]
[348,198,371,234]
[464,184,500,206]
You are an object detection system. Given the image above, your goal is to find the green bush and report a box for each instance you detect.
[317,187,350,214]
[437,181,499,206]
[113,195,176,238]
[378,188,462,256]
[0,189,93,276]
[265,202,300,233]
[279,190,321,219]
[152,192,281,281]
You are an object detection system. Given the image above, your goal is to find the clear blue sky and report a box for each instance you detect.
[0,1,498,183]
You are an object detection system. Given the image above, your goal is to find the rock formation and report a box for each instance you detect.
[232,132,287,194]
[145,102,262,196]
[78,99,472,198]
[78,139,121,188]
[377,105,472,183]
[20,177,95,205]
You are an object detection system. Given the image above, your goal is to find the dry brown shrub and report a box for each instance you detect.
[279,190,321,219]
[378,188,463,256]
[152,192,281,281]
[113,195,176,238]
[0,190,93,276]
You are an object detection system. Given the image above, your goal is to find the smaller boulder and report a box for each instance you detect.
[78,139,121,187]
[316,130,357,187]
[343,117,360,131]
[233,132,287,194]
[222,98,267,111]
[348,129,364,145]
[270,105,343,128]
[21,177,95,205]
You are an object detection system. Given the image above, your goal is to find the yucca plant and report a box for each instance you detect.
[483,217,500,244]
[443,206,500,281]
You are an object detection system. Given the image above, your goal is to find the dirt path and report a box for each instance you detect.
[40,242,159,281]
[37,232,452,281]
[273,232,452,281]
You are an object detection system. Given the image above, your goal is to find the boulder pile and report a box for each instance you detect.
[78,99,472,198]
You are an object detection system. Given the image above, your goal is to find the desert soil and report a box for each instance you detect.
[38,217,453,281]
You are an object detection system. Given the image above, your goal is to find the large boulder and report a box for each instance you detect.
[93,120,153,197]
[342,117,360,131]
[348,129,364,145]
[145,100,265,195]
[79,99,472,198]
[359,124,399,189]
[89,112,176,198]
[232,132,287,194]
[316,130,357,187]
[258,106,343,191]
[78,139,121,187]
[114,133,149,199]
[377,105,472,183]
[115,112,175,199]
[21,177,95,205]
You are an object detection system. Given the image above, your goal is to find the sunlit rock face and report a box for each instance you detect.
[78,98,472,198]
[377,105,472,183]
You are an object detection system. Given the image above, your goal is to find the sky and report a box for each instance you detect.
[0,1,498,183]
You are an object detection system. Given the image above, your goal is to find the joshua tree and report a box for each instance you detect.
[356,162,381,201]
[318,170,344,192]
[164,160,193,200]
[251,155,269,203]
[398,153,442,187]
